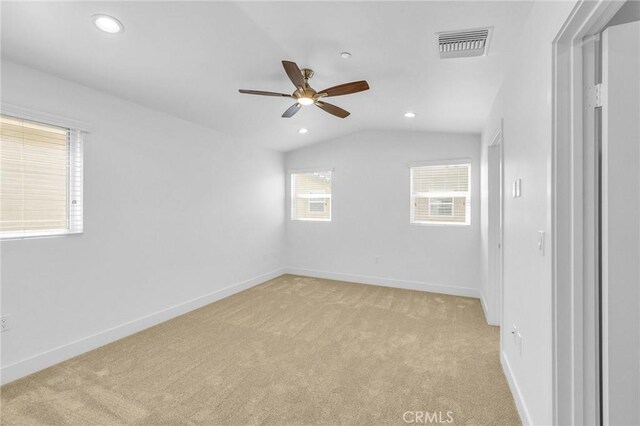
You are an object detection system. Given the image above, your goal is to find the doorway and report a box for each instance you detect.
[487,122,503,327]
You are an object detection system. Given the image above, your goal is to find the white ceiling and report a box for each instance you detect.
[1,1,534,151]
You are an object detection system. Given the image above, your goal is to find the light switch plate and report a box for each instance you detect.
[538,231,545,256]
[512,178,522,198]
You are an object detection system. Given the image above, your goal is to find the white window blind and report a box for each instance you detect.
[410,163,470,225]
[1,114,83,239]
[291,171,332,221]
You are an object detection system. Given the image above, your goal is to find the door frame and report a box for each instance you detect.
[551,1,625,424]
[487,121,504,327]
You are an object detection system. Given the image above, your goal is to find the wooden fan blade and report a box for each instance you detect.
[282,103,301,118]
[282,61,305,89]
[315,101,350,118]
[239,89,292,98]
[319,80,369,97]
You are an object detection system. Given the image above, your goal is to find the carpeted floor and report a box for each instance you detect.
[0,275,520,425]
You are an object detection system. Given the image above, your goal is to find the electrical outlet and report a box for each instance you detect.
[1,315,11,332]
[511,325,518,344]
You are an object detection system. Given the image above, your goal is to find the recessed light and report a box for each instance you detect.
[340,52,352,59]
[298,128,309,134]
[404,112,416,118]
[92,14,124,34]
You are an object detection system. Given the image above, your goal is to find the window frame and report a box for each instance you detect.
[409,160,471,226]
[1,104,88,240]
[290,168,333,222]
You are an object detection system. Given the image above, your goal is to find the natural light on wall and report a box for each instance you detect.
[291,171,332,221]
[410,163,470,225]
[0,115,83,239]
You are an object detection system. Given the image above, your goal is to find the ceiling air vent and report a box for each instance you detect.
[437,28,492,59]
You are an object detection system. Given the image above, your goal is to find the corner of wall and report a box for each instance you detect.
[480,290,499,326]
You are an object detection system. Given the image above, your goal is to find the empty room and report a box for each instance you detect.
[1,1,638,425]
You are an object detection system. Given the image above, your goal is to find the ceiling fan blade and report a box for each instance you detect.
[282,61,305,89]
[239,89,292,98]
[319,80,370,97]
[315,101,350,118]
[282,103,301,118]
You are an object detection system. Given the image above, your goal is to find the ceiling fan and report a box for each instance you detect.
[239,60,370,119]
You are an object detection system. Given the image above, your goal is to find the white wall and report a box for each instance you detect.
[479,1,578,424]
[0,61,286,383]
[285,130,481,297]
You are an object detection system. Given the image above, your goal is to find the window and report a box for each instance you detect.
[410,163,470,225]
[1,114,83,239]
[429,197,454,216]
[291,171,332,221]
[308,194,326,213]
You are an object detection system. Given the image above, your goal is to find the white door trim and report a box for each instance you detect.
[488,121,504,327]
[551,1,625,424]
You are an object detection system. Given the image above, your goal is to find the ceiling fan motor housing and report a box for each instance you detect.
[294,87,317,102]
[295,69,317,102]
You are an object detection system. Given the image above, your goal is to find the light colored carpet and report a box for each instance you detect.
[0,275,520,425]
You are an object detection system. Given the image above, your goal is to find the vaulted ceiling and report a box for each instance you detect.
[1,1,534,151]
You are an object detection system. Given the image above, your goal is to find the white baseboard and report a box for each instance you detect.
[0,268,286,385]
[480,291,500,326]
[283,267,480,299]
[501,350,531,426]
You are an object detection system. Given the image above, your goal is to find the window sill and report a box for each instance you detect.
[1,229,83,241]
[410,221,470,227]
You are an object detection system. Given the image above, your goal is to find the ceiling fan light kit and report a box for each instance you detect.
[239,60,369,119]
[297,96,314,106]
